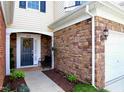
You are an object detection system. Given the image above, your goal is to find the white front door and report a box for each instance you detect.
[105,31,124,83]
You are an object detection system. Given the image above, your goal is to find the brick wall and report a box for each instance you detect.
[95,16,124,88]
[0,6,6,90]
[54,18,92,83]
[10,33,16,68]
[41,34,52,61]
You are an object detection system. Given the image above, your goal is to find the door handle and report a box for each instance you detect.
[32,50,34,54]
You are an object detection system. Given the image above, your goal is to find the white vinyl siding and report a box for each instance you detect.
[54,1,66,21]
[10,1,54,32]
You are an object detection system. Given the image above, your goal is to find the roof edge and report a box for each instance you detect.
[48,1,96,30]
[49,1,124,31]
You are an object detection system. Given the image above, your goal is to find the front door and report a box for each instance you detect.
[21,38,33,66]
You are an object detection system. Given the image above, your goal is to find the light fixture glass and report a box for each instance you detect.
[103,27,109,40]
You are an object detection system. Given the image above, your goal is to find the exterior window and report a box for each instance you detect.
[19,1,26,9]
[75,1,81,6]
[28,1,39,10]
[64,1,88,10]
[79,1,88,5]
[19,1,46,13]
[40,1,46,13]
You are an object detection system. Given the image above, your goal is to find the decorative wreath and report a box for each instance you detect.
[23,38,32,48]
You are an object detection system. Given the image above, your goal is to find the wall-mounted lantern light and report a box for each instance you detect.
[101,27,109,41]
[51,47,56,51]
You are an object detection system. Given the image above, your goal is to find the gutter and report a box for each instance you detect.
[49,1,96,29]
[98,1,124,15]
[85,5,96,87]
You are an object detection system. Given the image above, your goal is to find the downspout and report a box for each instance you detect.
[85,5,96,87]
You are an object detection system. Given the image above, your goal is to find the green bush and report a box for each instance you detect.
[17,83,30,92]
[67,74,77,82]
[2,84,11,92]
[10,69,15,73]
[10,70,25,80]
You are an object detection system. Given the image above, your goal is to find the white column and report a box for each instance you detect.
[51,36,54,69]
[6,32,11,75]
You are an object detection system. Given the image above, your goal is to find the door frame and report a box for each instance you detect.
[16,33,41,68]
[21,37,34,67]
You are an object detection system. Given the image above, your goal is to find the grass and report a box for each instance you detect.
[73,84,108,92]
[97,88,109,92]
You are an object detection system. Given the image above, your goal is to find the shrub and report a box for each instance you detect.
[67,74,77,82]
[10,70,25,80]
[10,69,15,73]
[2,84,11,92]
[17,83,30,92]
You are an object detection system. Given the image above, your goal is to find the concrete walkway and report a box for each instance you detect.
[105,77,124,92]
[24,71,64,92]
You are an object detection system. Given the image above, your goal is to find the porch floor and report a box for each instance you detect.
[24,70,64,92]
[17,66,51,72]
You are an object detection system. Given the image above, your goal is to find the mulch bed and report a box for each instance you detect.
[1,76,27,92]
[43,69,76,92]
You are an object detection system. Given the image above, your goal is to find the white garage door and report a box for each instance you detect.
[105,31,124,83]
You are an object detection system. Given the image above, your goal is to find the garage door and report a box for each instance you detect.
[105,31,124,83]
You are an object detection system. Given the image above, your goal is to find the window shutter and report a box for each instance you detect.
[40,1,46,13]
[75,1,80,6]
[19,1,26,9]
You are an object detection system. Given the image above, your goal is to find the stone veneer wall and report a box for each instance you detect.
[41,34,52,61]
[95,16,124,88]
[0,5,6,90]
[10,33,16,68]
[54,18,92,83]
[54,16,124,88]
